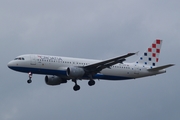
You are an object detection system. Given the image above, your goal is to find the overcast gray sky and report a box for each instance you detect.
[0,0,179,120]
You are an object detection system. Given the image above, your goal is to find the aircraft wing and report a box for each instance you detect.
[84,53,135,74]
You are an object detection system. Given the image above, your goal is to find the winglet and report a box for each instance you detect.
[135,51,139,56]
[128,52,136,56]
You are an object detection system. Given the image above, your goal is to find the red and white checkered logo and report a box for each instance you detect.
[136,39,162,66]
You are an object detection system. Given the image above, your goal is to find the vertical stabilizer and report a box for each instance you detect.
[136,39,162,67]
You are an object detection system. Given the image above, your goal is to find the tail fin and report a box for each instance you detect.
[136,39,162,67]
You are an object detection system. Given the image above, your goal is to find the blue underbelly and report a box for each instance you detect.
[9,66,132,80]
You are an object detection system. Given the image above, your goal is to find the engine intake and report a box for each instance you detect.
[66,67,85,78]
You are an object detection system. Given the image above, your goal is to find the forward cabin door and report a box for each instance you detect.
[30,55,36,65]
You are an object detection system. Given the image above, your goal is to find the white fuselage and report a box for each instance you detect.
[8,54,165,81]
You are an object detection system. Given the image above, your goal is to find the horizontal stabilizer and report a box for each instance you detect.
[148,64,175,71]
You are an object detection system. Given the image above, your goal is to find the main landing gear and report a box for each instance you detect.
[27,72,32,84]
[72,79,96,91]
[88,80,95,86]
[72,79,80,91]
[88,75,95,86]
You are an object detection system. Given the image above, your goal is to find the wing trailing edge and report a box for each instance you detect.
[84,52,135,73]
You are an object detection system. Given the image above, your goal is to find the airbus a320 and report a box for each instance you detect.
[8,39,174,91]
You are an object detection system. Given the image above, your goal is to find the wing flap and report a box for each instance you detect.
[148,64,175,71]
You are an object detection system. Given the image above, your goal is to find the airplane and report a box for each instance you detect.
[8,39,174,91]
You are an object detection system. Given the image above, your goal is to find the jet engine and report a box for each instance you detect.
[66,67,85,78]
[45,75,67,85]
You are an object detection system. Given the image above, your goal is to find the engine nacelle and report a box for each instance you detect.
[45,75,67,86]
[66,67,85,78]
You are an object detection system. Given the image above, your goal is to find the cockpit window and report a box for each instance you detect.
[14,57,25,60]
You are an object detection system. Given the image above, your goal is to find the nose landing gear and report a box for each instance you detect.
[27,72,32,84]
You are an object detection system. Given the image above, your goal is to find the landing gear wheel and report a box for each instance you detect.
[27,72,33,84]
[88,80,95,86]
[73,85,80,91]
[27,79,32,84]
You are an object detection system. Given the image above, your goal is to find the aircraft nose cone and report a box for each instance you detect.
[7,61,13,69]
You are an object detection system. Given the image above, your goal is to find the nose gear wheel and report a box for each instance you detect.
[27,72,32,84]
